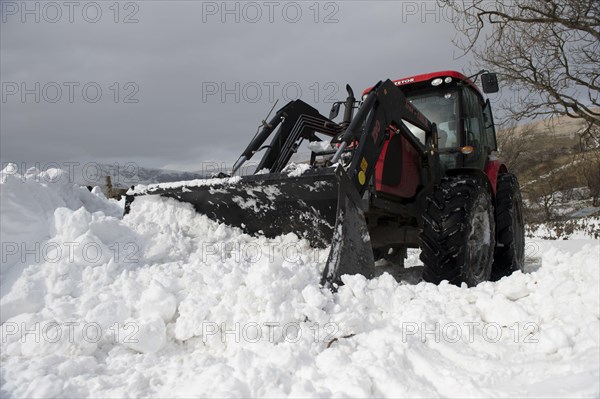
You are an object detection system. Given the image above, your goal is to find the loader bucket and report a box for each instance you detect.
[124,165,376,286]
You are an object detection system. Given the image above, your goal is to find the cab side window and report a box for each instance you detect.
[462,88,485,146]
[483,99,497,151]
[461,88,487,168]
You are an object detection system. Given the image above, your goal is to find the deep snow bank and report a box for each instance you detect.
[1,166,599,398]
[0,165,123,324]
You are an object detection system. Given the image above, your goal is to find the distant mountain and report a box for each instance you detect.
[69,163,207,189]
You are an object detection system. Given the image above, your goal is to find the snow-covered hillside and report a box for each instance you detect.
[1,165,599,398]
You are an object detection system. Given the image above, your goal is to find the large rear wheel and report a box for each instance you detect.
[491,173,525,280]
[420,175,495,286]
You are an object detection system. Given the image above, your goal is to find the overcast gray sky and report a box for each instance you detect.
[1,0,478,172]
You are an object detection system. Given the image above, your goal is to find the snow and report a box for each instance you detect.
[128,175,242,195]
[283,162,312,177]
[0,162,207,190]
[526,217,600,240]
[308,141,335,153]
[1,164,599,398]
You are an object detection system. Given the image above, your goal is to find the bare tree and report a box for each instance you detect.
[577,150,600,206]
[496,123,538,175]
[441,0,599,139]
[524,160,573,221]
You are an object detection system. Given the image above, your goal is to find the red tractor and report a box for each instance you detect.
[126,70,525,288]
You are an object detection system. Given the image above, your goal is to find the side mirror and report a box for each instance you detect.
[481,73,499,94]
[329,102,341,120]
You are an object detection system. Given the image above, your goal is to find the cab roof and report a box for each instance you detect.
[361,70,482,97]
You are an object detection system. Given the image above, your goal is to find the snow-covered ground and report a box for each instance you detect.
[1,165,599,398]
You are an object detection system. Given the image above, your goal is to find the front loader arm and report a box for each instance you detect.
[332,79,440,196]
[232,100,343,175]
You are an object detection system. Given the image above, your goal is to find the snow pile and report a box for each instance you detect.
[0,164,123,323]
[1,166,599,398]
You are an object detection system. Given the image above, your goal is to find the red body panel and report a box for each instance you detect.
[375,132,421,198]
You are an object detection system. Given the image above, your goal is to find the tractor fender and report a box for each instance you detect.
[484,159,508,195]
[444,167,496,198]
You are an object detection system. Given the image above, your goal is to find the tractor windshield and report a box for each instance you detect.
[404,89,458,148]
